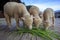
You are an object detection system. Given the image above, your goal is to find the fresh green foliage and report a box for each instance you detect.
[13,27,60,40]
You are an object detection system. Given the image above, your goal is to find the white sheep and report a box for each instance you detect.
[39,11,43,22]
[43,8,55,30]
[4,2,33,30]
[29,6,42,28]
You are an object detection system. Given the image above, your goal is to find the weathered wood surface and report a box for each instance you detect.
[0,18,42,40]
[0,18,60,40]
[0,31,43,40]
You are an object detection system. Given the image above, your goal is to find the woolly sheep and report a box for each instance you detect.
[29,6,42,28]
[43,8,55,30]
[39,11,43,21]
[4,2,33,30]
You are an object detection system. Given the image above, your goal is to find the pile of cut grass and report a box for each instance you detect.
[13,27,60,40]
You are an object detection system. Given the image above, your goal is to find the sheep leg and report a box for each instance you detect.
[52,16,55,27]
[4,13,11,28]
[43,22,49,30]
[51,16,55,30]
[14,14,19,29]
[36,24,40,29]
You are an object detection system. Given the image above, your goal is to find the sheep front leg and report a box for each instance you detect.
[43,21,50,30]
[36,24,40,29]
[14,14,19,29]
[51,16,55,30]
[4,13,11,28]
[52,16,55,27]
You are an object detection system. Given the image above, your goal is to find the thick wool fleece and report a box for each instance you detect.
[43,8,55,30]
[4,2,33,29]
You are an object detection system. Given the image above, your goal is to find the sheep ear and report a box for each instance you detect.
[21,17,25,20]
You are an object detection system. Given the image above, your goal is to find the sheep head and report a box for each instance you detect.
[21,15,33,30]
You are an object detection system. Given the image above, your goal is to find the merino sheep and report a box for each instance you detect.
[4,2,33,30]
[43,8,55,30]
[29,6,42,28]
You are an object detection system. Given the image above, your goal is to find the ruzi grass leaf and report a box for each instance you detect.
[13,26,60,40]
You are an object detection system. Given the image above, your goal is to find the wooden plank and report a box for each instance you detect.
[0,18,60,40]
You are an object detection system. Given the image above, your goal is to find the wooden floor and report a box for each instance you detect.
[0,31,44,40]
[0,18,43,40]
[0,18,60,40]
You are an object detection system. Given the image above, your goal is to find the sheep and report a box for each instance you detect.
[4,2,33,30]
[29,6,42,28]
[43,8,55,30]
[39,11,43,21]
